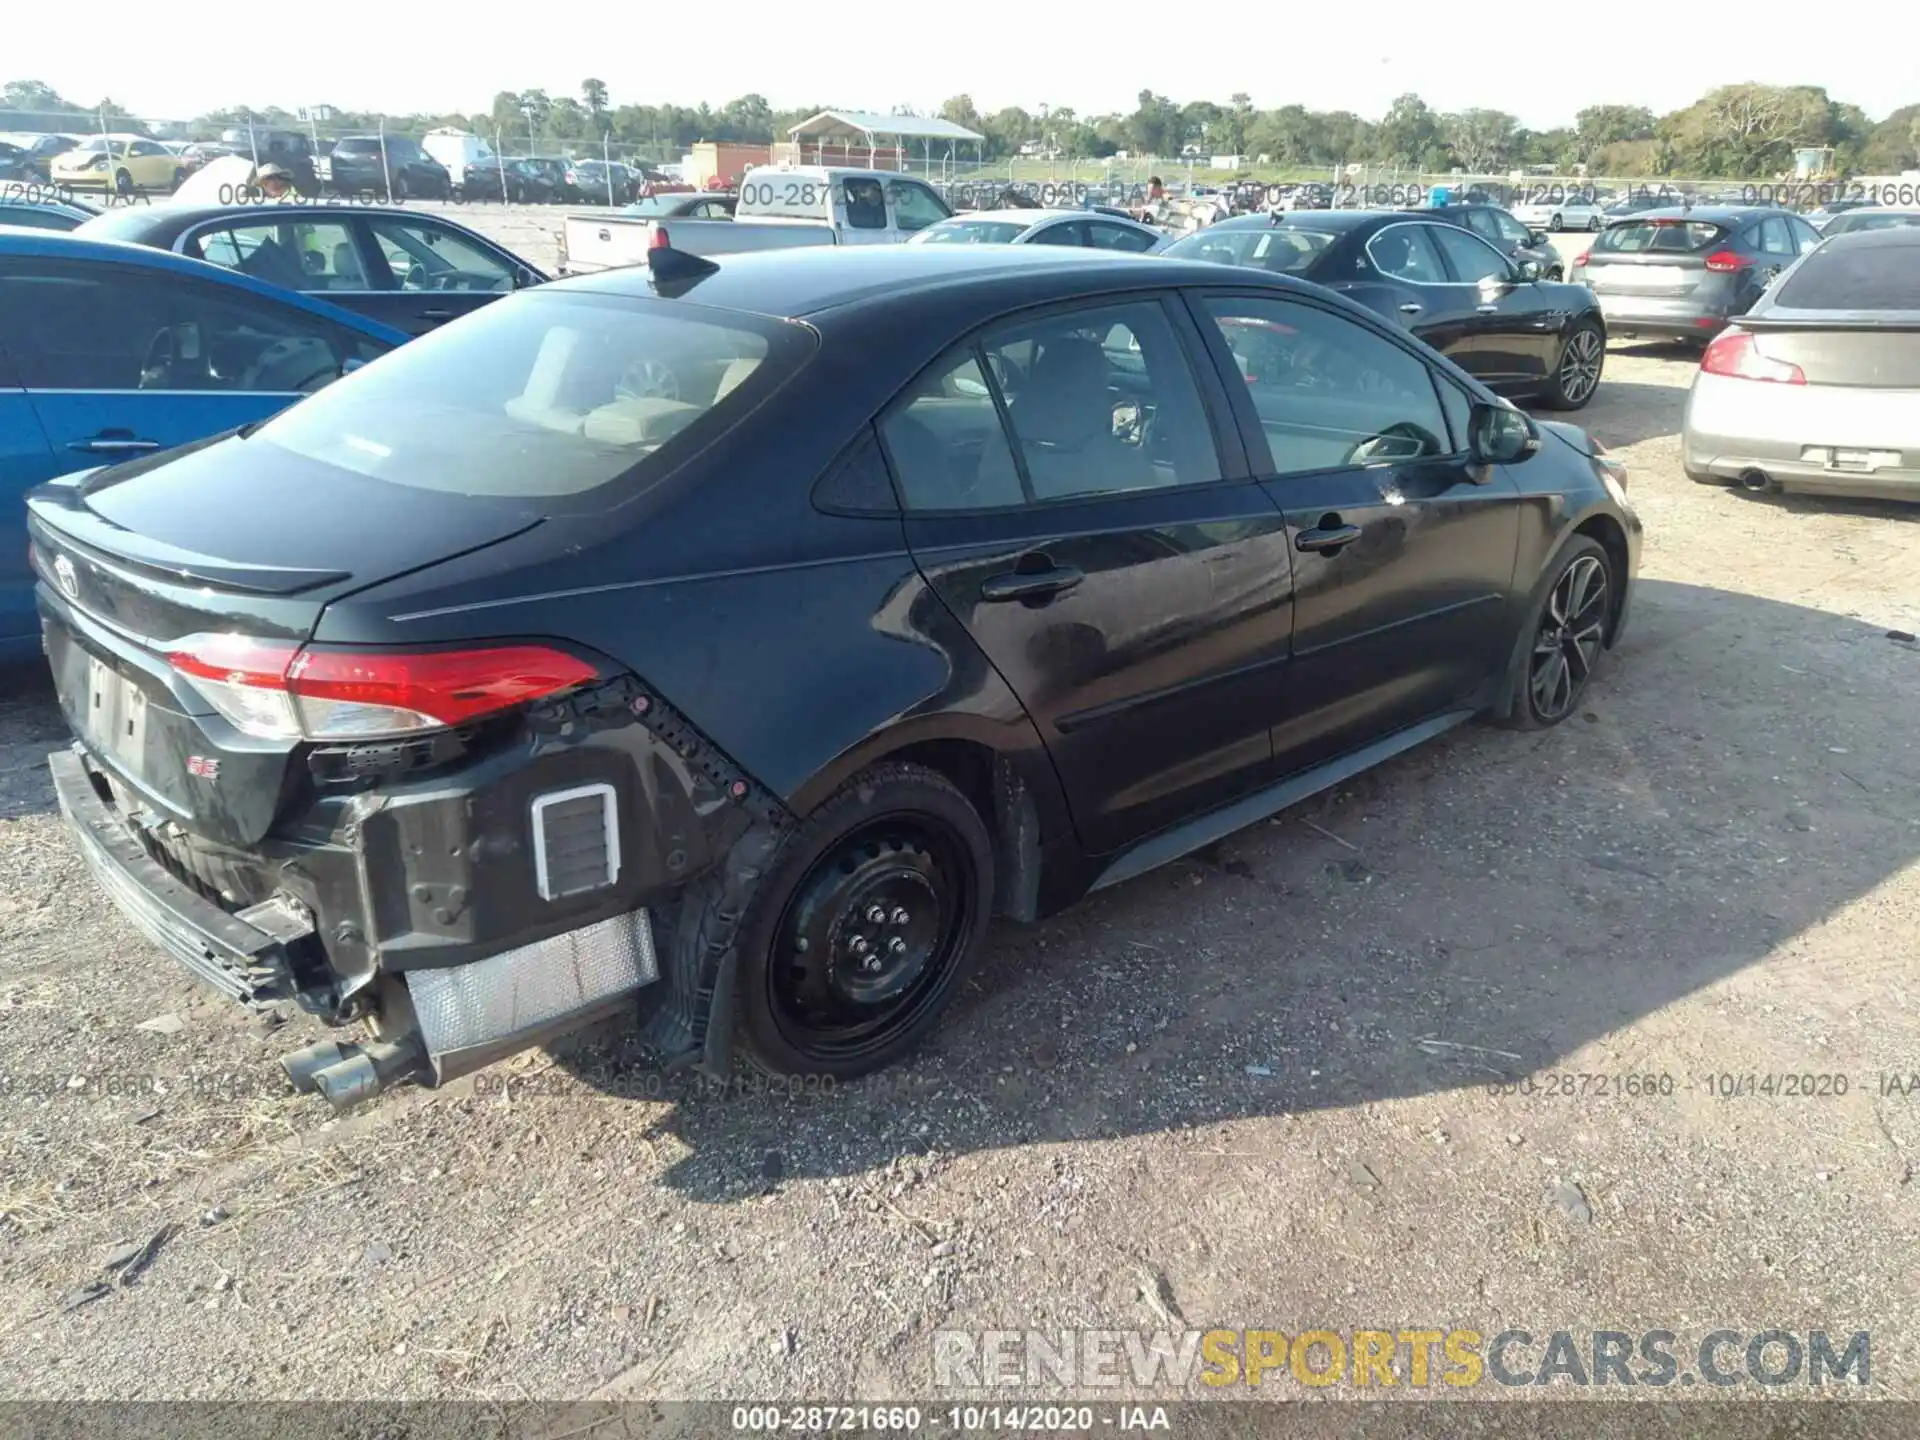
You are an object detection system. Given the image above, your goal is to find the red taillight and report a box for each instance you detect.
[649,224,670,250]
[165,636,597,741]
[1573,251,1589,267]
[1700,329,1805,385]
[1703,250,1748,273]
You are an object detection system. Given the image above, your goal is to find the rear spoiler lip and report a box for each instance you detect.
[26,489,353,596]
[1739,311,1920,332]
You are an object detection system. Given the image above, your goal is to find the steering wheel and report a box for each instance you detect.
[1344,422,1435,467]
[404,263,429,290]
[615,358,680,402]
[139,328,177,389]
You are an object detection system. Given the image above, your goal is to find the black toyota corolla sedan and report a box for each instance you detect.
[1165,211,1608,409]
[30,244,1639,1108]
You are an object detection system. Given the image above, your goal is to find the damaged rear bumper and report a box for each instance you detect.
[49,674,774,1108]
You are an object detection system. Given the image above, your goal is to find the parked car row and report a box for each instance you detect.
[7,156,1912,1112]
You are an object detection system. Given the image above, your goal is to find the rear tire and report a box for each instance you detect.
[1549,213,1565,231]
[1493,536,1614,731]
[1537,320,1605,411]
[732,763,995,1080]
[1589,214,1603,231]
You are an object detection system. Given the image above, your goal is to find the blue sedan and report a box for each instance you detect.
[0,230,410,664]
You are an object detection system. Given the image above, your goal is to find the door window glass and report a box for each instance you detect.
[844,177,887,230]
[1087,221,1159,252]
[1365,225,1448,283]
[879,351,1025,510]
[366,217,515,292]
[1199,295,1450,475]
[1027,221,1088,246]
[975,301,1220,501]
[189,220,364,290]
[0,259,388,392]
[888,181,948,232]
[1427,223,1512,283]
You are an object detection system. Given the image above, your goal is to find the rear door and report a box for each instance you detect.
[0,338,56,654]
[0,253,394,472]
[1187,289,1522,771]
[886,294,1296,857]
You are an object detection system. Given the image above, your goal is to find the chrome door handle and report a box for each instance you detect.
[69,437,161,454]
[1399,302,1422,315]
[1476,303,1500,313]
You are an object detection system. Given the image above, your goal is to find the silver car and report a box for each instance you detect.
[907,208,1169,253]
[1683,226,1920,502]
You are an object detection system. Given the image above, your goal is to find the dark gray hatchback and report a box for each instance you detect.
[1574,207,1822,345]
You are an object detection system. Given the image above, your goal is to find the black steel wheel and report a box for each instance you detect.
[734,763,994,1078]
[1499,537,1613,729]
[1538,322,1605,410]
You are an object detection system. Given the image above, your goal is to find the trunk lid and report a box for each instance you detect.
[1583,219,1729,297]
[28,435,542,846]
[1739,318,1920,388]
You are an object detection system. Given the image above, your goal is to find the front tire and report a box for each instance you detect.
[1589,214,1603,231]
[1495,537,1614,730]
[733,763,995,1079]
[1537,320,1605,411]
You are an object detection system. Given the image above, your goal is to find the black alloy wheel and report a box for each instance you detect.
[1516,541,1612,727]
[735,763,994,1077]
[1539,323,1604,410]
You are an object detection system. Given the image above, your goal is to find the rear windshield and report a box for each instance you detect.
[1165,227,1336,275]
[1775,241,1920,310]
[1825,210,1920,235]
[1593,220,1726,254]
[251,291,813,500]
[917,219,1029,244]
[334,139,380,154]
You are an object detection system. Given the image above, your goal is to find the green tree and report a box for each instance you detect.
[1442,109,1519,171]
[581,78,608,117]
[1374,93,1440,167]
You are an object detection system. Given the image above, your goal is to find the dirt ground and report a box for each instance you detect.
[2,211,1918,1410]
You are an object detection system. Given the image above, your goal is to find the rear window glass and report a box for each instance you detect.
[1825,211,1920,235]
[1593,220,1725,254]
[251,291,813,500]
[334,139,380,154]
[1775,241,1920,310]
[1166,227,1335,274]
[917,220,1029,244]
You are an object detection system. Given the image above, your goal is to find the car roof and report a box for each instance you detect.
[937,209,1084,225]
[1820,224,1920,250]
[556,244,1298,320]
[74,202,480,240]
[0,229,411,342]
[1613,205,1777,224]
[1206,210,1377,233]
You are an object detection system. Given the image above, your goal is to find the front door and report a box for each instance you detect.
[1186,289,1523,773]
[885,295,1296,857]
[1424,222,1559,389]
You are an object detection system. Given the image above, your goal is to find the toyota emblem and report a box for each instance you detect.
[54,554,78,601]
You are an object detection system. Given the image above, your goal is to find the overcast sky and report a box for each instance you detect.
[12,1,1914,128]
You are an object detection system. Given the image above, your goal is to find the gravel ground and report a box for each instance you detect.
[2,213,1918,1409]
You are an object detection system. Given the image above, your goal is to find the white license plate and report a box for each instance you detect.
[86,656,148,774]
[1825,448,1899,472]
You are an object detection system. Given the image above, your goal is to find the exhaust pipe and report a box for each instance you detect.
[280,1039,352,1093]
[308,1037,428,1113]
[1737,468,1780,494]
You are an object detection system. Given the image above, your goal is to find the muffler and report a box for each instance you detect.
[280,1039,352,1093]
[1737,468,1780,494]
[308,1037,428,1113]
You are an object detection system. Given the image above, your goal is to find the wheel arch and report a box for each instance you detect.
[1571,510,1631,646]
[1488,511,1628,722]
[790,719,1074,926]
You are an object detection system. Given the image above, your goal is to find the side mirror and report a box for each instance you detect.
[1514,257,1543,282]
[1470,402,1540,465]
[1528,229,1549,245]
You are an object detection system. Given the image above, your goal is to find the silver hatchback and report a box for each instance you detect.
[1682,226,1920,502]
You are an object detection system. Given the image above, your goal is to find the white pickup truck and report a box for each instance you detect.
[556,165,955,274]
